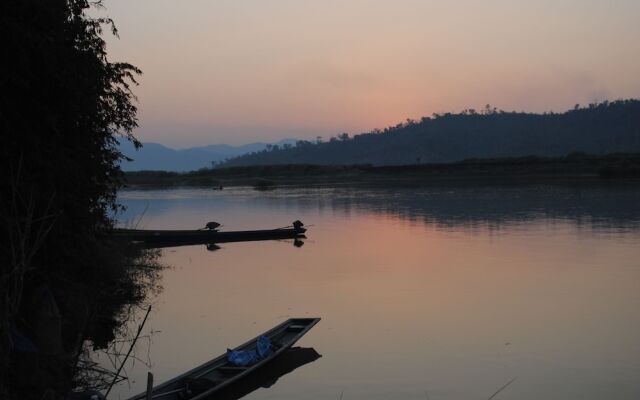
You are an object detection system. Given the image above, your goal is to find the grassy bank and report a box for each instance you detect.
[124,153,640,189]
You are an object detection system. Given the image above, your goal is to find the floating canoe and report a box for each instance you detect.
[127,318,320,400]
[114,227,306,247]
[205,347,321,400]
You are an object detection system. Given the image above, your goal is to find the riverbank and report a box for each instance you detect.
[124,153,640,189]
[4,239,162,400]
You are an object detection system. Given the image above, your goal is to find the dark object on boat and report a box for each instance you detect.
[127,318,320,400]
[227,336,272,366]
[115,221,307,248]
[202,221,221,231]
[292,220,304,230]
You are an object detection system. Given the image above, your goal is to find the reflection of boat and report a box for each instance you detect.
[211,347,321,400]
[114,225,306,248]
[127,318,320,400]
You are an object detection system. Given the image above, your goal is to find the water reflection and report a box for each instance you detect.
[203,239,303,253]
[118,182,640,234]
[252,184,640,232]
[212,347,321,400]
[109,183,640,400]
[207,244,222,252]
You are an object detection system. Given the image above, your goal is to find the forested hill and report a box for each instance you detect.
[222,100,640,167]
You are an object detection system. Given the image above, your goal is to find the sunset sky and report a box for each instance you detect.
[98,0,640,147]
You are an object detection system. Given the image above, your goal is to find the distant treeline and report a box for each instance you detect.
[124,152,640,188]
[221,100,640,167]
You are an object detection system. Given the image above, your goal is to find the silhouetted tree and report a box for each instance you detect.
[1,1,145,398]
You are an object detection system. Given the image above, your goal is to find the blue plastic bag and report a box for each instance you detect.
[227,336,272,366]
[227,348,258,366]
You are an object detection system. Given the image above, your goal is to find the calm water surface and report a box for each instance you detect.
[106,184,640,400]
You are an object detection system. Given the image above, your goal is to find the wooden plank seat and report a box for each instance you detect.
[286,325,306,331]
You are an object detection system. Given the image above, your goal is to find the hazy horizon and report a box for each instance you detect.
[128,137,299,151]
[98,0,640,148]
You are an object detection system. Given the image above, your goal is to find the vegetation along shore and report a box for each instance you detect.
[124,153,640,189]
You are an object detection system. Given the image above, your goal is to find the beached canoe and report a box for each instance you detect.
[127,318,320,400]
[114,226,306,247]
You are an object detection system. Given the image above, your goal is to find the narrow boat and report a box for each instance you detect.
[114,224,306,247]
[206,347,321,400]
[127,318,320,400]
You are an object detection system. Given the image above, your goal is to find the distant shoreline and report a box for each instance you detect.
[123,153,640,189]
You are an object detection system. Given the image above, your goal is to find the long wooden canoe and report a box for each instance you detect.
[206,347,321,400]
[127,318,320,400]
[114,227,306,247]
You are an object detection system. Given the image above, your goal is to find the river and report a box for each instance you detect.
[105,183,640,400]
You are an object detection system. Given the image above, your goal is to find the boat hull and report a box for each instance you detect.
[127,318,320,400]
[114,227,306,247]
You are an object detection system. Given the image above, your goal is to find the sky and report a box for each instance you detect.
[97,0,640,148]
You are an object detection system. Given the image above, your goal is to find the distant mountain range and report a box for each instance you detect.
[222,100,640,167]
[118,139,297,171]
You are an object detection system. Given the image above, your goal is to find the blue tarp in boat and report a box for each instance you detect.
[227,336,272,366]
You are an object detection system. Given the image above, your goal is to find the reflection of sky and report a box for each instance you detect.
[108,186,640,400]
[117,184,640,234]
